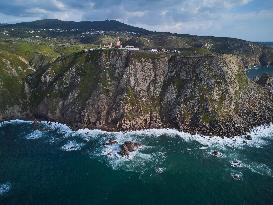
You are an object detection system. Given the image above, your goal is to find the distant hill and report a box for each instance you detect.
[3,19,150,34]
[1,19,273,68]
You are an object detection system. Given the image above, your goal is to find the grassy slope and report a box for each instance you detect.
[0,38,96,115]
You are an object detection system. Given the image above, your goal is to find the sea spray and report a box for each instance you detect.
[1,120,273,176]
[1,120,273,205]
[0,183,11,196]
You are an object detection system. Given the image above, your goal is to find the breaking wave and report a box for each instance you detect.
[1,119,273,177]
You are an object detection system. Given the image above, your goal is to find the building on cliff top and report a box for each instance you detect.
[115,37,122,48]
[122,45,140,51]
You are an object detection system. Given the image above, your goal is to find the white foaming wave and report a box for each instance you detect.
[41,123,117,142]
[98,140,141,160]
[87,126,273,172]
[0,119,32,128]
[100,142,123,158]
[227,156,273,177]
[75,129,112,142]
[2,119,273,153]
[242,162,273,177]
[41,121,72,137]
[97,138,166,173]
[89,125,273,150]
[0,182,11,196]
[106,150,155,172]
[25,130,44,140]
[2,119,273,175]
[152,124,273,149]
[155,167,166,174]
[230,160,243,168]
[199,146,209,150]
[122,128,193,141]
[87,130,150,170]
[247,124,273,147]
[89,131,161,172]
[61,140,85,151]
[3,119,273,149]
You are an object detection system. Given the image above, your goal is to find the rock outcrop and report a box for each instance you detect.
[1,49,273,137]
[119,141,141,157]
[255,74,273,90]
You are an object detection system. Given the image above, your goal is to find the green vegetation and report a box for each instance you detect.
[0,49,32,112]
[0,38,98,62]
[0,70,25,112]
[201,113,213,124]
[1,19,273,66]
[174,78,186,91]
[179,48,212,56]
[0,39,58,61]
[0,37,100,112]
[1,19,273,137]
[78,51,102,103]
[235,70,249,98]
[236,70,248,90]
[126,87,139,107]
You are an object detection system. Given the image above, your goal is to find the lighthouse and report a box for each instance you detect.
[116,37,122,48]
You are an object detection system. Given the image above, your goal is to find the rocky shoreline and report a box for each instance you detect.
[1,49,273,137]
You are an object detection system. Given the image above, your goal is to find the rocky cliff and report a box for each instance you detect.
[1,49,273,137]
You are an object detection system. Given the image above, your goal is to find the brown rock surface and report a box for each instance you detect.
[1,49,273,137]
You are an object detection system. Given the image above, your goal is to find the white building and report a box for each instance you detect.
[150,49,158,52]
[122,46,140,51]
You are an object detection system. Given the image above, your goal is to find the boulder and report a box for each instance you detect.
[244,135,252,140]
[119,141,141,157]
[211,150,223,157]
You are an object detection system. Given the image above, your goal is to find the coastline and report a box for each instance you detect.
[1,118,273,144]
[1,118,273,204]
[1,51,273,138]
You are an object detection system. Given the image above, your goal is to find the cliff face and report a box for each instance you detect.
[0,51,31,119]
[1,49,273,136]
[205,39,273,67]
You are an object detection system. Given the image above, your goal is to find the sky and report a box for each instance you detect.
[0,0,272,41]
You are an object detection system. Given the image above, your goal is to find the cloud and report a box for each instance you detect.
[0,0,272,41]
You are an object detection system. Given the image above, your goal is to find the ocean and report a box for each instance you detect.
[1,66,273,205]
[0,120,273,205]
[246,65,273,80]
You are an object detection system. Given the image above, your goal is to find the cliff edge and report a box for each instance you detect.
[1,49,273,137]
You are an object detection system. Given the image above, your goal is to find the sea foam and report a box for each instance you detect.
[0,183,11,196]
[0,119,32,128]
[61,140,84,151]
[3,119,273,149]
[2,119,273,175]
[25,130,44,140]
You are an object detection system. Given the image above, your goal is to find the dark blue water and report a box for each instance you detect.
[0,120,273,205]
[246,66,273,80]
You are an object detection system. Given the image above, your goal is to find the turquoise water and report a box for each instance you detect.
[0,120,273,205]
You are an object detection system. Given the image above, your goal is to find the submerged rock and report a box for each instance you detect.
[244,135,252,140]
[231,160,243,168]
[104,139,118,146]
[211,150,223,157]
[231,173,242,181]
